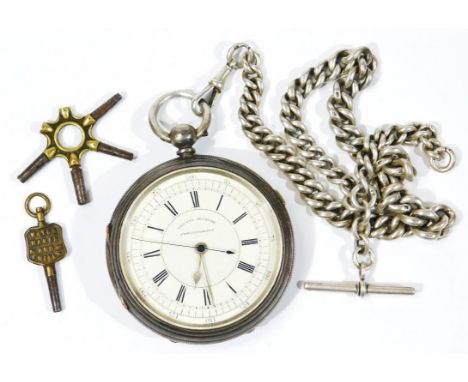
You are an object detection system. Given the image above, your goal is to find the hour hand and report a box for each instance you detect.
[193,254,202,285]
[193,271,202,285]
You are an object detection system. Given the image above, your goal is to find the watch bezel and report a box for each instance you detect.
[107,155,294,343]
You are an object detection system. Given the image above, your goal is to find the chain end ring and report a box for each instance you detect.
[25,192,51,218]
[352,245,375,272]
[430,147,456,173]
[227,43,253,69]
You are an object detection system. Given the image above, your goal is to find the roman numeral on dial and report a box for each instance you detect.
[190,191,200,208]
[164,201,178,216]
[176,285,186,303]
[152,269,168,286]
[238,261,255,273]
[241,238,258,246]
[203,289,212,306]
[232,212,247,224]
[143,249,160,258]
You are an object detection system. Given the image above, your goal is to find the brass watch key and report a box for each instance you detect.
[18,94,134,205]
[24,193,67,312]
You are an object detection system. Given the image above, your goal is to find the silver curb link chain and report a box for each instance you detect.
[191,43,457,296]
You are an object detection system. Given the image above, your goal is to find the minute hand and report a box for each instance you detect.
[132,238,235,254]
[206,247,235,254]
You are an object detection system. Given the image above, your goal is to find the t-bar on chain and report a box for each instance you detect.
[193,43,456,297]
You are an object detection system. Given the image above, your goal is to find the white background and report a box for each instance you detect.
[1,1,468,380]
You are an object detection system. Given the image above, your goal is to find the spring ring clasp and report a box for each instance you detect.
[191,43,252,116]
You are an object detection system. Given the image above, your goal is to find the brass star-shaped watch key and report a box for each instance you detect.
[18,94,134,204]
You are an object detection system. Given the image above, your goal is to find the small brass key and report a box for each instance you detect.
[24,193,67,312]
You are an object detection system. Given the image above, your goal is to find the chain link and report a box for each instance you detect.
[189,44,456,277]
[224,45,456,270]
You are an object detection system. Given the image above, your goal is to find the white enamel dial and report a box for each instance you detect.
[119,166,283,329]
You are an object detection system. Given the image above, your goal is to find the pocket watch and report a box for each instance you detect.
[107,71,294,342]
